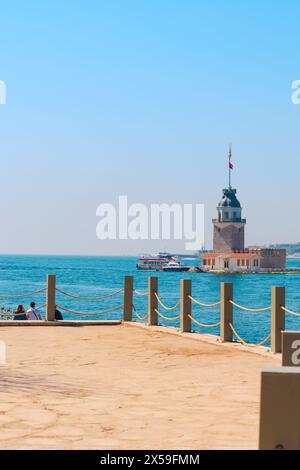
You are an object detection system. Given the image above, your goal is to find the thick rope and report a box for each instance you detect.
[0,304,46,318]
[0,312,23,318]
[134,290,148,297]
[188,314,221,329]
[132,305,148,321]
[229,300,271,313]
[229,322,271,348]
[154,309,180,322]
[36,304,46,310]
[154,293,180,311]
[281,306,300,317]
[55,288,123,301]
[188,296,221,308]
[55,304,124,316]
[0,287,46,299]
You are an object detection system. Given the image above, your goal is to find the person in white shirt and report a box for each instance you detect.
[26,302,42,320]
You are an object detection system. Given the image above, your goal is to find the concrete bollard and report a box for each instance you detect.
[282,331,300,366]
[46,274,56,321]
[180,279,191,333]
[271,286,285,353]
[123,275,133,322]
[259,366,300,450]
[220,282,233,342]
[148,277,158,326]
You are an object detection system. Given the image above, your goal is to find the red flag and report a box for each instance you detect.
[229,162,233,170]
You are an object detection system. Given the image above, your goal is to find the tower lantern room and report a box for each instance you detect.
[217,188,242,223]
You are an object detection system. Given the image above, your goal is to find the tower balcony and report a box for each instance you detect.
[213,218,246,224]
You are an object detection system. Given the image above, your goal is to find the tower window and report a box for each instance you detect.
[224,212,229,219]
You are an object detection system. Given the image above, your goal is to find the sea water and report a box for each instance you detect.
[0,254,299,345]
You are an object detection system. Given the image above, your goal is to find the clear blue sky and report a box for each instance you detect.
[0,0,299,254]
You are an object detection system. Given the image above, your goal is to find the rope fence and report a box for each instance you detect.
[0,287,46,299]
[154,293,180,311]
[281,306,300,317]
[154,308,180,322]
[188,314,221,329]
[229,300,271,313]
[132,305,148,321]
[131,285,148,323]
[189,295,221,308]
[1,275,300,355]
[55,304,124,317]
[229,322,271,348]
[133,290,148,297]
[55,287,124,301]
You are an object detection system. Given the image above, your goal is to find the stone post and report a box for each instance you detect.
[180,279,192,333]
[148,277,158,326]
[46,274,56,321]
[123,275,133,322]
[271,286,285,354]
[220,282,233,342]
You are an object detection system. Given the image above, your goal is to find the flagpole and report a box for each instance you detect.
[228,144,232,189]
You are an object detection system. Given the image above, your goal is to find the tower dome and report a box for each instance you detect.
[218,188,241,208]
[216,188,243,223]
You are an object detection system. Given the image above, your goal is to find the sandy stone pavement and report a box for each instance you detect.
[0,324,280,450]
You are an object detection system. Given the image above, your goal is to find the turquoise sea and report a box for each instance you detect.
[1,255,300,345]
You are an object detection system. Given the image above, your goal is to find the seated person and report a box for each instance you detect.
[26,302,42,320]
[14,304,27,320]
[55,307,63,320]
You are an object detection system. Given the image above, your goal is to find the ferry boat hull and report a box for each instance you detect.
[136,256,174,272]
[136,264,164,272]
[162,266,191,272]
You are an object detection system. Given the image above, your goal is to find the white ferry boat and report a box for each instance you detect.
[162,261,190,272]
[136,256,174,271]
[136,254,190,272]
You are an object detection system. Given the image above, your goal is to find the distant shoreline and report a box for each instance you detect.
[0,252,299,261]
[0,253,139,258]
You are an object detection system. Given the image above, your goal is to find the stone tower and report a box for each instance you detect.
[213,187,246,252]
